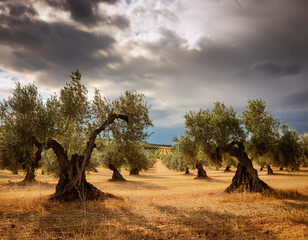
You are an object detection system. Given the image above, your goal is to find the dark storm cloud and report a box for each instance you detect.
[6,2,37,17]
[251,61,301,78]
[0,4,121,85]
[45,0,129,28]
[279,90,308,110]
[112,15,130,29]
[0,0,308,140]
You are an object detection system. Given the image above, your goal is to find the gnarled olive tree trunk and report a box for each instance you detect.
[23,139,43,182]
[47,114,128,201]
[267,165,274,175]
[185,167,190,175]
[24,165,36,182]
[224,165,231,172]
[195,161,207,179]
[129,168,139,175]
[225,142,271,193]
[109,164,126,181]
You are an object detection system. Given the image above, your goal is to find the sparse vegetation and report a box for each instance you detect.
[0,161,307,239]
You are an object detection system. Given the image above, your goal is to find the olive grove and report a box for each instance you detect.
[0,70,152,201]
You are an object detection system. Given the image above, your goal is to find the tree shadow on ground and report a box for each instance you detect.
[1,181,55,188]
[198,177,228,183]
[271,190,308,202]
[282,201,308,210]
[1,196,300,240]
[127,174,169,180]
[1,189,307,239]
[154,204,279,240]
[268,173,308,177]
[32,202,165,240]
[106,180,168,190]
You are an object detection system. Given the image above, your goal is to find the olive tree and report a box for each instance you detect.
[185,101,271,192]
[222,154,237,172]
[162,135,206,177]
[300,132,308,167]
[101,140,156,181]
[0,122,24,174]
[0,83,53,181]
[43,70,129,201]
[274,124,302,171]
[1,70,129,200]
[162,148,191,174]
[101,90,153,180]
[242,99,280,175]
[178,135,208,178]
[124,142,156,175]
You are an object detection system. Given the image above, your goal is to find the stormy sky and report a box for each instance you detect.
[0,0,307,144]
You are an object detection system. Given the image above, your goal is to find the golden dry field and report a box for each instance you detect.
[0,160,307,240]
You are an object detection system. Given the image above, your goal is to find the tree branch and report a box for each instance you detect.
[226,141,254,172]
[46,139,69,171]
[82,114,128,169]
[30,136,43,167]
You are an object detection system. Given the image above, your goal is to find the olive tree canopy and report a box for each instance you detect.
[185,101,272,192]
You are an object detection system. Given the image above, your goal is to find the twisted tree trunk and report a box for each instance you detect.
[22,138,43,182]
[224,165,231,172]
[24,166,36,182]
[195,162,207,179]
[47,114,128,201]
[12,159,19,174]
[225,142,271,193]
[267,165,274,175]
[109,164,126,181]
[185,167,190,174]
[260,165,264,171]
[129,168,139,175]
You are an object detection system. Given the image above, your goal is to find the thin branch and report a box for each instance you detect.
[30,136,43,166]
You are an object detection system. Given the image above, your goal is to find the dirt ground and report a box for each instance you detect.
[0,160,307,240]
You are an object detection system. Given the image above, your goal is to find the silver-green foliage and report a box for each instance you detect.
[100,90,154,172]
[0,83,51,175]
[275,124,302,170]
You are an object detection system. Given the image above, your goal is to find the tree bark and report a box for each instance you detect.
[260,166,264,171]
[47,114,128,201]
[12,158,19,174]
[185,167,190,174]
[129,168,139,175]
[22,137,44,182]
[22,150,37,182]
[225,142,271,193]
[195,162,207,179]
[24,165,36,182]
[109,164,126,181]
[267,165,274,175]
[224,165,231,172]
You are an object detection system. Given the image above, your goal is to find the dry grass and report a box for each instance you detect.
[0,161,307,239]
